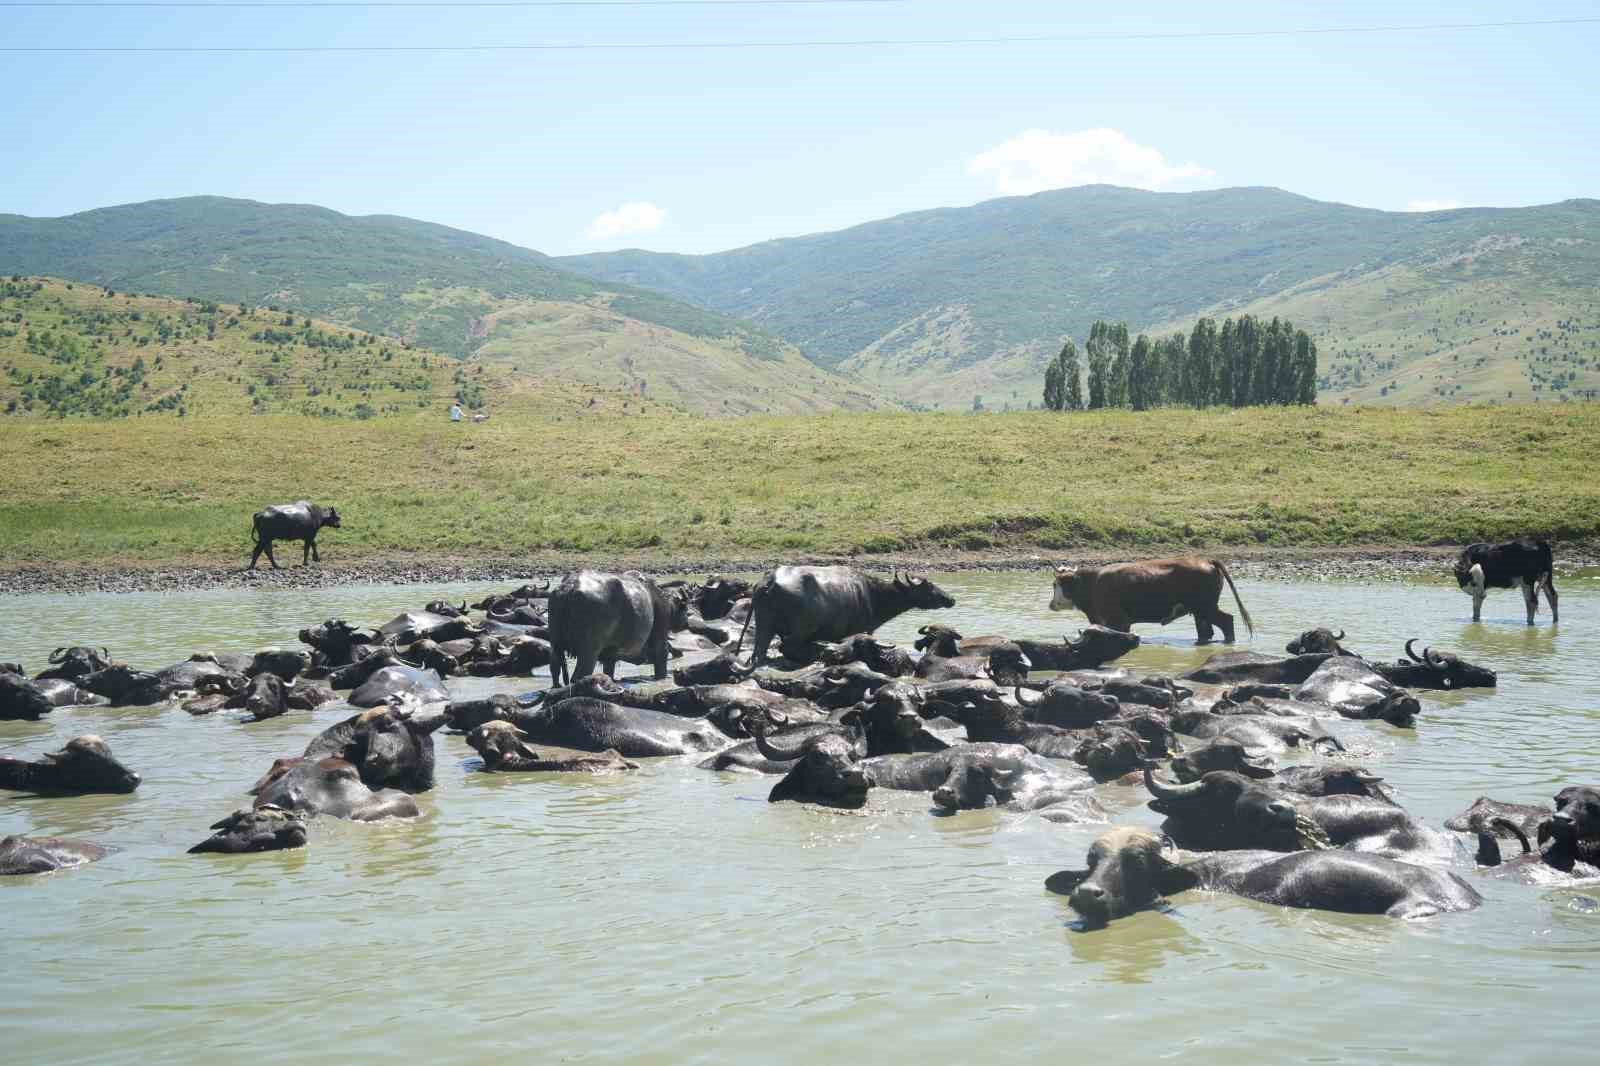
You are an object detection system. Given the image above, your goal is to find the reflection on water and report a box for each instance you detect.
[2,569,1599,1064]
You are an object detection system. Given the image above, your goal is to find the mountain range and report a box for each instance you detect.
[4,187,1598,413]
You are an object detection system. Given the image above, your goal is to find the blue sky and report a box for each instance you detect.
[4,0,1598,255]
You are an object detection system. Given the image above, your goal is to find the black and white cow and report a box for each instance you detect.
[1453,539,1557,624]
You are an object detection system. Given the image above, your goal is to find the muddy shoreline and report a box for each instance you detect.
[3,544,1596,596]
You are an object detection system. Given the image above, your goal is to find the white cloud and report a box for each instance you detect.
[586,201,666,240]
[1403,199,1464,212]
[968,128,1214,196]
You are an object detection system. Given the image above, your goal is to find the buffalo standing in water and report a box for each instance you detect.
[248,500,342,570]
[548,570,685,685]
[741,566,956,666]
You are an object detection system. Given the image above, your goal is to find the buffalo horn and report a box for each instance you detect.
[1404,639,1423,662]
[1143,765,1205,800]
[48,647,67,663]
[750,726,807,763]
[1014,685,1042,708]
[1334,630,1346,641]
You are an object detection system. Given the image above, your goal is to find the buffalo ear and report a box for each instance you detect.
[1158,862,1201,894]
[768,768,803,803]
[1044,869,1090,895]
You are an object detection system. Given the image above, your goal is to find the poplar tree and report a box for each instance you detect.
[1086,321,1110,410]
[1061,338,1084,411]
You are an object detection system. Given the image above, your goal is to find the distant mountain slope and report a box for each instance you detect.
[0,197,892,416]
[558,186,1600,407]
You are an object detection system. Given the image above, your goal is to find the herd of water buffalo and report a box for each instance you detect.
[2,537,1591,934]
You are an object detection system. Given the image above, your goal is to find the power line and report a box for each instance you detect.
[2,0,904,6]
[4,15,1598,51]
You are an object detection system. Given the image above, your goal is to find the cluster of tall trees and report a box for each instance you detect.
[1042,315,1318,411]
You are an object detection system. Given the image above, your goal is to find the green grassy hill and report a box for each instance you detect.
[558,186,1600,408]
[0,277,684,421]
[0,198,892,416]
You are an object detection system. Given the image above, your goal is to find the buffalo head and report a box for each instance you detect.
[39,735,142,793]
[36,646,114,681]
[760,729,872,809]
[1170,738,1275,783]
[1045,827,1199,930]
[1401,640,1497,689]
[984,643,1032,687]
[189,806,308,854]
[1287,628,1346,655]
[914,624,964,657]
[1145,767,1331,851]
[894,571,956,610]
[1549,786,1600,845]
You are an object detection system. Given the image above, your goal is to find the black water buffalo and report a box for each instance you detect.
[1050,557,1254,643]
[75,663,174,706]
[1373,640,1496,690]
[1012,680,1122,728]
[1454,538,1558,624]
[1015,627,1141,671]
[241,673,288,721]
[548,570,685,685]
[466,721,638,773]
[673,652,751,687]
[1286,628,1349,655]
[1168,707,1344,757]
[299,619,380,668]
[1181,651,1330,686]
[349,665,449,707]
[188,807,310,854]
[1,834,114,876]
[1291,659,1422,725]
[1445,796,1551,840]
[760,731,873,808]
[914,630,1031,686]
[1473,786,1600,878]
[1046,827,1480,929]
[303,701,445,792]
[741,566,955,665]
[1169,738,1277,782]
[248,500,342,569]
[28,677,106,709]
[34,645,114,681]
[937,690,1082,759]
[253,757,421,821]
[813,634,917,677]
[1072,720,1176,782]
[0,735,141,794]
[463,636,552,677]
[1145,768,1440,858]
[379,610,481,645]
[1,673,55,720]
[693,576,752,621]
[861,743,1099,814]
[513,697,730,757]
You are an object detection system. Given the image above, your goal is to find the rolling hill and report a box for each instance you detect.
[558,186,1600,408]
[0,198,891,416]
[0,276,681,421]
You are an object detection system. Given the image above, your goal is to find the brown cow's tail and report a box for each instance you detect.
[1214,560,1254,638]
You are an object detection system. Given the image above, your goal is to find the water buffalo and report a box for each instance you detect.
[303,700,445,792]
[693,576,752,621]
[1145,768,1440,858]
[242,673,289,721]
[1291,658,1422,725]
[28,677,107,708]
[1051,556,1253,643]
[463,636,552,677]
[1454,538,1557,624]
[253,757,421,820]
[349,665,449,707]
[1012,680,1122,728]
[379,611,481,646]
[1169,737,1277,782]
[1474,786,1600,878]
[299,619,380,668]
[813,634,917,677]
[1181,651,1330,686]
[513,697,731,757]
[740,566,955,665]
[249,500,342,570]
[1015,627,1141,671]
[1,834,113,876]
[188,807,309,854]
[759,731,873,808]
[548,570,685,685]
[1047,827,1480,929]
[937,690,1082,758]
[0,735,141,794]
[673,652,751,687]
[915,630,1032,686]
[1372,641,1496,690]
[34,645,114,681]
[1168,707,1344,756]
[466,721,637,773]
[1285,628,1349,655]
[1072,720,1175,782]
[861,743,1098,814]
[1445,796,1551,840]
[1,673,55,720]
[75,663,174,706]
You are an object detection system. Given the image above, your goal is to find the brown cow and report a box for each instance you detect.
[1049,557,1254,643]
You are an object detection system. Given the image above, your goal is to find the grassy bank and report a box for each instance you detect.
[1,404,1596,566]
